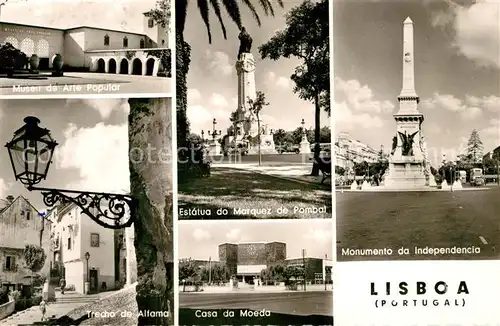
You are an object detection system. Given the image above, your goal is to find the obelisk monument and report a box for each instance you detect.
[229,27,276,154]
[383,17,427,189]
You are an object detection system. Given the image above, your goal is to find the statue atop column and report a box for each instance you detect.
[238,27,253,60]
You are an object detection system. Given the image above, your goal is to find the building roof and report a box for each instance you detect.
[0,195,50,223]
[0,21,149,38]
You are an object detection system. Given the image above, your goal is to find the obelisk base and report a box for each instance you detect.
[383,158,428,189]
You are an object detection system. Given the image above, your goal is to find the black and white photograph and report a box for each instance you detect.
[178,220,333,325]
[334,0,500,261]
[176,0,331,219]
[0,98,173,325]
[0,0,171,96]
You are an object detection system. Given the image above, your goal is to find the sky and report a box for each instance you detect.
[0,0,158,34]
[178,220,333,261]
[0,98,131,213]
[184,0,331,137]
[334,0,500,166]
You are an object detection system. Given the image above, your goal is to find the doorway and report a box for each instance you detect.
[89,269,99,293]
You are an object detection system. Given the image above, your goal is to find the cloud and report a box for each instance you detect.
[304,228,332,245]
[335,77,395,114]
[209,93,229,107]
[192,228,211,241]
[67,98,129,120]
[205,50,232,76]
[0,178,9,200]
[187,105,231,134]
[432,1,500,67]
[264,72,292,90]
[57,122,129,193]
[226,228,242,242]
[421,93,484,120]
[335,101,385,131]
[188,89,201,103]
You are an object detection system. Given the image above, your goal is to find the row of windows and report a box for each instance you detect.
[103,35,166,48]
[67,233,100,250]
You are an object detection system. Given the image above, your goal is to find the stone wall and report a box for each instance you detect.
[0,298,14,320]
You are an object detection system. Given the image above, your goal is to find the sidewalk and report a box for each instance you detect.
[182,284,333,294]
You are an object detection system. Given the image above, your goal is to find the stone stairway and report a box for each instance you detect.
[0,292,106,325]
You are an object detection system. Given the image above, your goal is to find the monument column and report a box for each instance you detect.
[235,53,257,138]
[383,16,427,189]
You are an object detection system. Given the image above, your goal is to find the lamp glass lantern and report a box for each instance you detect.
[5,116,58,188]
[85,252,90,261]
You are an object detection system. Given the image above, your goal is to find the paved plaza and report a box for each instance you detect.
[337,187,500,261]
[0,72,171,96]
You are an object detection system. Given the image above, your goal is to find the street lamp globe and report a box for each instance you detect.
[5,116,58,188]
[85,252,90,261]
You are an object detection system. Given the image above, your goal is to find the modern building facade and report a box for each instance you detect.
[0,13,169,76]
[50,203,117,294]
[0,195,51,295]
[215,242,331,284]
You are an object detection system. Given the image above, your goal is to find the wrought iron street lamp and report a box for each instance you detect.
[208,118,221,140]
[5,116,136,229]
[85,252,90,282]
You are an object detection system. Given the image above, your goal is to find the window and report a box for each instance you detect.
[5,256,15,272]
[148,18,154,28]
[67,237,71,250]
[140,39,145,49]
[123,37,128,48]
[91,233,100,247]
[104,34,110,46]
[26,212,30,220]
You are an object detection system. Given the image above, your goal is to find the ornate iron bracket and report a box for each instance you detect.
[28,186,136,229]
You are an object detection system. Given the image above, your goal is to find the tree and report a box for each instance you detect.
[175,0,283,151]
[467,129,484,163]
[259,0,329,176]
[23,245,46,294]
[179,258,199,281]
[248,91,270,166]
[128,98,173,326]
[273,128,286,146]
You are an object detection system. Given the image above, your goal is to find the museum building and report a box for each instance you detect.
[0,13,169,76]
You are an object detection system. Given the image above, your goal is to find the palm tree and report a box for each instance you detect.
[175,0,284,149]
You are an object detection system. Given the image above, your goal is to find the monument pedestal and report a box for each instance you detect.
[300,139,311,154]
[429,175,437,187]
[383,157,427,189]
[208,141,221,156]
[350,181,358,190]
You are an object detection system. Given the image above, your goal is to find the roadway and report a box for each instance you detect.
[179,291,333,325]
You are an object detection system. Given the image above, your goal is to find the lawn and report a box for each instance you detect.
[337,188,500,261]
[178,167,331,219]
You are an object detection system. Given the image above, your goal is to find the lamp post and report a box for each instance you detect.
[208,256,211,286]
[302,249,306,291]
[450,161,456,192]
[208,118,222,140]
[84,252,90,294]
[5,117,136,229]
[324,254,327,290]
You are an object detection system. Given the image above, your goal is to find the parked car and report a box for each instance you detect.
[472,177,485,187]
[276,143,300,154]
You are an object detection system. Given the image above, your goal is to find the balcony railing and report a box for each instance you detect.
[2,264,18,272]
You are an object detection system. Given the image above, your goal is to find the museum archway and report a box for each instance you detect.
[132,58,142,75]
[97,59,106,73]
[146,58,155,76]
[120,59,129,74]
[108,58,117,73]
